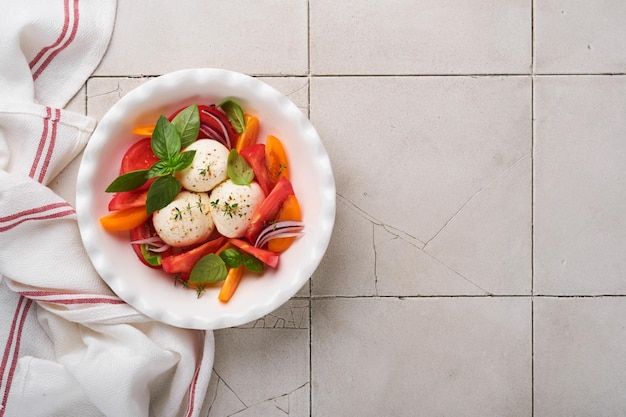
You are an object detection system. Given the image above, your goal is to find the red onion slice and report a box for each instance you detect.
[130,236,164,245]
[199,123,229,148]
[130,236,170,252]
[147,244,171,253]
[256,231,305,249]
[255,220,305,248]
[201,109,231,149]
[199,123,222,140]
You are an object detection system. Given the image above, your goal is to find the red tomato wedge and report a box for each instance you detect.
[161,236,227,276]
[245,176,295,244]
[119,137,159,191]
[229,238,279,268]
[108,189,148,211]
[121,137,159,174]
[240,144,273,196]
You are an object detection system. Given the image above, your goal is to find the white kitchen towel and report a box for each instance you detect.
[0,1,214,416]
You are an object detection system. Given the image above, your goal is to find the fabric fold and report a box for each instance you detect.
[0,1,214,416]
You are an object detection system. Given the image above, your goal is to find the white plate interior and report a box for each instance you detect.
[76,68,335,329]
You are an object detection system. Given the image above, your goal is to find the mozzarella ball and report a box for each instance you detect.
[175,139,229,192]
[152,191,214,247]
[209,180,265,238]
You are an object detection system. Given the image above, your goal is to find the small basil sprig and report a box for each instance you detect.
[186,248,264,298]
[105,170,151,192]
[220,248,264,272]
[227,149,254,185]
[218,99,246,133]
[188,253,228,297]
[105,104,201,214]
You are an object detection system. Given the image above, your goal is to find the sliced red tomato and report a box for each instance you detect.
[161,236,227,276]
[240,144,273,196]
[245,176,295,244]
[121,137,159,173]
[229,238,279,268]
[108,189,148,211]
[120,137,159,191]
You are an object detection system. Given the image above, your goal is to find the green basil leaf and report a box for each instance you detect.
[171,150,196,172]
[219,248,244,268]
[189,254,228,285]
[147,160,173,178]
[105,170,149,192]
[146,175,181,214]
[172,104,200,148]
[218,99,246,133]
[227,149,254,185]
[242,253,264,273]
[151,115,181,161]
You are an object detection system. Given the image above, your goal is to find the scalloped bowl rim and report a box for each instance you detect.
[76,68,335,329]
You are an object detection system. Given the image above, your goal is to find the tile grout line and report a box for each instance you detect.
[307,294,626,300]
[531,0,536,415]
[306,2,313,416]
[87,72,626,79]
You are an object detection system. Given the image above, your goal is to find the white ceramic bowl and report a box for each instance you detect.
[76,68,335,329]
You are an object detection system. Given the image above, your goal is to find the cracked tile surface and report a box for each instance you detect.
[312,297,532,416]
[311,76,531,296]
[208,300,310,417]
[69,0,626,415]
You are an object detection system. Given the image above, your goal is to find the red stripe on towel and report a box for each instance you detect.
[0,296,33,417]
[0,210,75,233]
[0,203,75,233]
[29,107,52,179]
[28,0,71,71]
[18,291,125,306]
[37,108,61,183]
[45,297,126,305]
[185,365,200,416]
[31,0,81,81]
[185,331,207,417]
[0,202,71,223]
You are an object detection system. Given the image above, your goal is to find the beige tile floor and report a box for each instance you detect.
[53,0,626,415]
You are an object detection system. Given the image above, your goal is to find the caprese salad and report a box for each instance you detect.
[99,101,304,302]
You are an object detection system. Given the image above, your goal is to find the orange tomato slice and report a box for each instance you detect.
[99,206,150,231]
[218,266,245,302]
[234,115,259,152]
[267,194,301,253]
[265,134,289,187]
[132,125,155,137]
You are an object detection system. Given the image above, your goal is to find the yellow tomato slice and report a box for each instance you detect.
[218,266,245,303]
[132,125,155,137]
[265,134,289,186]
[100,206,150,231]
[235,115,259,152]
[267,194,301,253]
